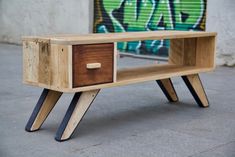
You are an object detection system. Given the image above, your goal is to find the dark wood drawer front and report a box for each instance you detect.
[72,43,114,87]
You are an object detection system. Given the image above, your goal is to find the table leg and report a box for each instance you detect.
[25,89,63,132]
[156,78,178,102]
[182,74,209,108]
[55,89,100,142]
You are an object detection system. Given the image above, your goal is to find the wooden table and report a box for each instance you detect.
[22,31,217,142]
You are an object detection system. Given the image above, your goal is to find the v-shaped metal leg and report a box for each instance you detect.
[55,89,100,142]
[25,89,62,132]
[182,74,209,108]
[157,78,178,102]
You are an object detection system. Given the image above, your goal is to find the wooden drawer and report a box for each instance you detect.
[72,43,114,87]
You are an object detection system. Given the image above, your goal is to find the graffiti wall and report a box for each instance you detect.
[94,0,207,56]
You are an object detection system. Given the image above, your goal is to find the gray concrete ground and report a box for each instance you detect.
[0,43,235,157]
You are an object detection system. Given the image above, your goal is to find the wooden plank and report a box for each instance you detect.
[50,44,59,87]
[23,64,214,93]
[68,45,73,89]
[184,38,197,66]
[38,42,51,85]
[48,44,71,88]
[169,38,197,66]
[113,42,118,82]
[58,45,70,88]
[196,36,216,68]
[23,42,71,88]
[169,39,184,65]
[22,31,217,45]
[116,64,211,83]
[23,41,40,84]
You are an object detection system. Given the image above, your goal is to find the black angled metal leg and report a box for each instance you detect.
[182,74,209,108]
[55,89,100,142]
[157,78,178,102]
[25,89,63,132]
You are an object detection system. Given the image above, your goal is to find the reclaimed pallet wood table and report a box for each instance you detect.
[22,31,217,142]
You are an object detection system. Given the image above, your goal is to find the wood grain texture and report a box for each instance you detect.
[169,38,196,66]
[196,36,216,68]
[57,45,71,88]
[157,78,178,102]
[72,43,114,87]
[113,42,118,82]
[23,41,40,83]
[22,31,217,45]
[23,31,216,93]
[169,39,184,65]
[38,42,51,85]
[50,44,72,88]
[24,64,213,93]
[182,74,209,107]
[184,38,197,66]
[23,42,72,88]
[169,36,216,69]
[55,89,100,141]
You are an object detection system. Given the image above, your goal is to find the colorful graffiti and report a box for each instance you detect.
[94,0,207,56]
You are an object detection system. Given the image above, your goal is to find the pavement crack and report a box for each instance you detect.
[71,143,103,153]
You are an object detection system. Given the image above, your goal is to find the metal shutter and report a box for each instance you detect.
[94,0,207,56]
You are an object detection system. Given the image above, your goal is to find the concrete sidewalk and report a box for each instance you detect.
[0,43,235,157]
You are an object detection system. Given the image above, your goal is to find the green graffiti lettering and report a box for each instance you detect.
[149,0,174,30]
[95,0,207,55]
[174,0,205,30]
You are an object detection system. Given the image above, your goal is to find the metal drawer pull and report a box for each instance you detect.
[86,63,102,69]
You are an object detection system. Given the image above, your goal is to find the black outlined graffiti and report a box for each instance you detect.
[94,0,207,56]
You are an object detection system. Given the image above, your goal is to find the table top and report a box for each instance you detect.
[22,31,217,45]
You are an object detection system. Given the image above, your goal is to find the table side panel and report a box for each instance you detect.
[169,39,184,65]
[169,38,197,66]
[23,41,40,84]
[196,36,216,68]
[38,42,51,85]
[50,44,72,88]
[169,36,216,69]
[23,42,71,89]
[184,38,197,66]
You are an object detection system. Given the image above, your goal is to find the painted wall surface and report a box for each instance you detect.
[206,0,235,66]
[94,0,207,56]
[0,0,92,44]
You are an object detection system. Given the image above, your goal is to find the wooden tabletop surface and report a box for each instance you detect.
[22,31,217,45]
